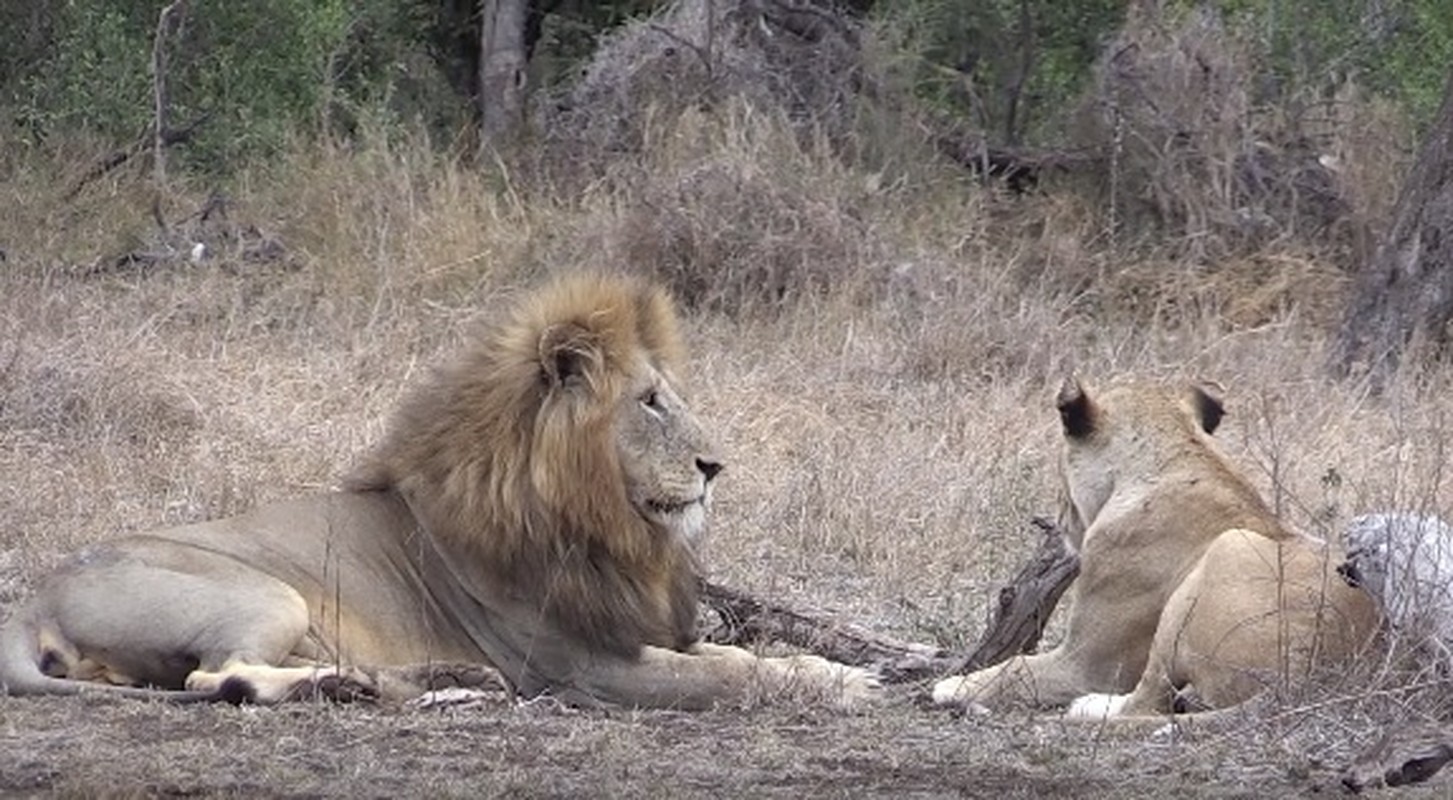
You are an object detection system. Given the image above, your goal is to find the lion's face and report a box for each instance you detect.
[1053,377,1225,553]
[615,360,722,547]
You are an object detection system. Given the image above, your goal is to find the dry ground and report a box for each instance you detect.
[3,125,1453,797]
[3,692,1435,798]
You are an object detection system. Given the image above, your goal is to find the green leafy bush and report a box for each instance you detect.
[4,0,460,171]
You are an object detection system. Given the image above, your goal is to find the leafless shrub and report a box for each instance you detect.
[1074,6,1359,263]
[606,113,881,314]
[536,0,872,180]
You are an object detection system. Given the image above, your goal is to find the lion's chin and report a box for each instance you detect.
[642,497,708,545]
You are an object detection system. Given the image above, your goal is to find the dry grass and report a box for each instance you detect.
[2,101,1453,795]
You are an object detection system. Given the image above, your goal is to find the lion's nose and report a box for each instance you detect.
[696,457,723,482]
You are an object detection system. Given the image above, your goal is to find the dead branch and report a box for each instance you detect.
[943,515,1080,675]
[1343,721,1453,793]
[82,192,289,278]
[701,581,953,683]
[700,515,1080,683]
[61,115,209,203]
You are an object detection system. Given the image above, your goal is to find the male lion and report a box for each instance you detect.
[0,273,877,709]
[932,377,1378,718]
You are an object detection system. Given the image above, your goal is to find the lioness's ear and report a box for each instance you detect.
[538,323,601,389]
[1189,381,1225,435]
[1056,376,1096,439]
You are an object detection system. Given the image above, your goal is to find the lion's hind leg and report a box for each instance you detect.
[37,540,322,702]
[184,662,380,704]
[185,661,512,704]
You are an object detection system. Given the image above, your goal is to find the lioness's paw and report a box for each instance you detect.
[1065,692,1129,720]
[931,674,973,707]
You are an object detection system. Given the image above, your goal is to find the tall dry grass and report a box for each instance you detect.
[1,80,1451,752]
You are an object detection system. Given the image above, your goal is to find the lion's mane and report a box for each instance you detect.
[347,273,699,657]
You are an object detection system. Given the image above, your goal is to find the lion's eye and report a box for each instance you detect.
[640,390,662,412]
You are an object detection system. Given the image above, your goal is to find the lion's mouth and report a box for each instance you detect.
[645,496,704,516]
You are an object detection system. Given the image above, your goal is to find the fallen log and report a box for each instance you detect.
[700,515,1080,683]
[933,131,1103,195]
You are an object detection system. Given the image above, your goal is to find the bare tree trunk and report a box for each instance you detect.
[1330,69,1453,380]
[478,0,530,147]
[151,0,188,228]
[1002,0,1034,147]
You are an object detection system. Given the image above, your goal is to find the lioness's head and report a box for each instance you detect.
[349,272,721,654]
[1053,377,1226,552]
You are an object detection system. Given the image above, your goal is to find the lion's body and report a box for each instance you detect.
[932,378,1378,717]
[0,274,876,709]
[5,493,488,700]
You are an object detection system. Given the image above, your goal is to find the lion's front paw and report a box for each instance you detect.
[827,661,883,708]
[781,655,883,708]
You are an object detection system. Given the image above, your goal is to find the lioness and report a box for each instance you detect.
[0,274,877,709]
[932,377,1377,717]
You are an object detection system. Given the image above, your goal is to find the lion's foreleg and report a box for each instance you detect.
[565,643,880,710]
[689,642,881,706]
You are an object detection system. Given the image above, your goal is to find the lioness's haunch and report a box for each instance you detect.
[932,377,1378,718]
[0,274,878,709]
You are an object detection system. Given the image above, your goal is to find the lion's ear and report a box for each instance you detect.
[538,323,602,390]
[1056,376,1096,439]
[1189,381,1225,435]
